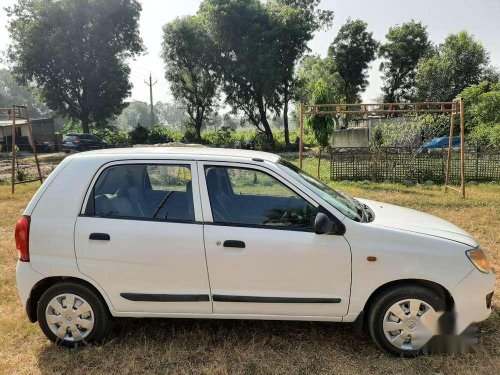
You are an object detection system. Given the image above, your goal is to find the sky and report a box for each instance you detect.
[1,0,500,104]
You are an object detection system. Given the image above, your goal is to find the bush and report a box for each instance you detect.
[469,123,500,151]
[148,125,174,144]
[129,125,149,144]
[93,128,131,148]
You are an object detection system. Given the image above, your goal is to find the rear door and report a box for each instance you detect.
[74,160,211,314]
[199,162,352,317]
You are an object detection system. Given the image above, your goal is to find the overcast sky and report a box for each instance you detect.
[1,0,499,104]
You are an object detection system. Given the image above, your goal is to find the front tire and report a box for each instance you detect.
[367,285,446,357]
[37,282,110,347]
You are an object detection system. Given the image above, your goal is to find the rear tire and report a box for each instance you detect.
[367,285,446,357]
[37,282,110,347]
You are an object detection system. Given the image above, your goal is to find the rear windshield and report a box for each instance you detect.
[63,136,78,141]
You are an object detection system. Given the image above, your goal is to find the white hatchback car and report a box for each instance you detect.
[15,148,494,356]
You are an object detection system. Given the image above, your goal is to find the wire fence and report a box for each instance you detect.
[330,147,500,183]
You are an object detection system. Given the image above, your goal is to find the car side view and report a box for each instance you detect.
[62,133,107,153]
[15,148,494,356]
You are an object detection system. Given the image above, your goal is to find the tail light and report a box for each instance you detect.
[15,215,30,262]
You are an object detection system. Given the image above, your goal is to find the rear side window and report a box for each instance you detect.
[88,164,194,222]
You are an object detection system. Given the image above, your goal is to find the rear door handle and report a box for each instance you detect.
[89,233,110,241]
[223,240,245,248]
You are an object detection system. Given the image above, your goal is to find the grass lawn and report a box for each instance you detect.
[1,169,499,374]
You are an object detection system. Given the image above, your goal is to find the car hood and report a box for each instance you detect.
[357,198,478,247]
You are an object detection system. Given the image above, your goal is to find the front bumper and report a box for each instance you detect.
[451,267,495,333]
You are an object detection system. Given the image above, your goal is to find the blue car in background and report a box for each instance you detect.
[417,136,461,153]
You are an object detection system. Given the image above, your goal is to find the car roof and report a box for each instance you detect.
[74,146,281,163]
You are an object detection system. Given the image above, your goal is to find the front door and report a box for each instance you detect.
[75,161,211,314]
[199,162,351,317]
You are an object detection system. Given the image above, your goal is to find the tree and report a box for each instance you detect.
[199,0,284,146]
[296,54,344,128]
[154,101,189,129]
[272,0,333,147]
[458,81,500,149]
[416,31,492,101]
[379,20,432,102]
[307,79,335,178]
[113,100,151,131]
[328,19,378,106]
[0,69,51,118]
[162,15,220,142]
[6,0,144,133]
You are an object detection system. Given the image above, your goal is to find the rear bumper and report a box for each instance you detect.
[62,144,81,151]
[451,268,495,333]
[16,261,45,309]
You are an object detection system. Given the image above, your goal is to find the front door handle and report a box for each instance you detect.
[89,233,110,241]
[223,240,245,248]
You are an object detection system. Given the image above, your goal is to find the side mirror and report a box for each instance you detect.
[314,212,346,235]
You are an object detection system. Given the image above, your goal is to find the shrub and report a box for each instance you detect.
[129,125,149,144]
[94,128,131,148]
[148,125,173,144]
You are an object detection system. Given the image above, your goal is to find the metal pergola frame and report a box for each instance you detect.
[299,99,466,198]
[1,105,43,193]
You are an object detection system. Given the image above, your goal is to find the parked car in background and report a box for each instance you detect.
[15,148,494,356]
[62,133,106,153]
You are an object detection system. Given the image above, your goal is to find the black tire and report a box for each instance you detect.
[367,285,446,357]
[37,281,110,347]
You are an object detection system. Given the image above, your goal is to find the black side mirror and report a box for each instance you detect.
[314,212,346,235]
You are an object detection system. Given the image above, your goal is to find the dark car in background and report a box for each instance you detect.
[62,133,106,153]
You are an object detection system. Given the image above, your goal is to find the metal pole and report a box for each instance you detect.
[145,73,157,128]
[299,102,304,169]
[25,107,43,185]
[459,98,466,198]
[444,102,455,192]
[11,106,16,194]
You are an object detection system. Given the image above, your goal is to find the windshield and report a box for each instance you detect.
[277,159,363,222]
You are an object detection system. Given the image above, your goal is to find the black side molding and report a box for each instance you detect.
[212,295,341,303]
[120,293,210,302]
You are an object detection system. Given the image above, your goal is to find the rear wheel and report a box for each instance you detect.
[367,285,446,356]
[37,282,110,347]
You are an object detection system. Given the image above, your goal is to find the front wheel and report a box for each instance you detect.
[37,282,110,347]
[367,285,446,357]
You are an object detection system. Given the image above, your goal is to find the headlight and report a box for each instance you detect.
[466,248,491,273]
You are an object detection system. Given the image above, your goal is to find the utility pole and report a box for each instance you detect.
[144,73,157,128]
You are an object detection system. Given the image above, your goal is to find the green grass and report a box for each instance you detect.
[1,180,499,374]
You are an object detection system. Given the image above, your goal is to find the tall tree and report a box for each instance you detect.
[379,20,432,102]
[162,15,220,142]
[272,0,333,147]
[416,31,491,101]
[0,68,51,118]
[328,18,378,105]
[200,0,284,146]
[6,0,144,133]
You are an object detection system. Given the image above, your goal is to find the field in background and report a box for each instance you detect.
[1,158,499,374]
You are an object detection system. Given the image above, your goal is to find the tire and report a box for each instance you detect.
[37,282,110,347]
[367,285,446,357]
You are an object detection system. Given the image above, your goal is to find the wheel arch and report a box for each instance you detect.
[356,278,455,331]
[27,276,112,323]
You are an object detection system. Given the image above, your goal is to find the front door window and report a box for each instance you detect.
[205,166,316,230]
